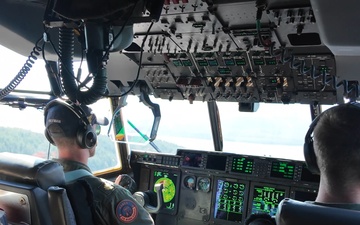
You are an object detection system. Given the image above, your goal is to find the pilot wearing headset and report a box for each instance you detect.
[44,99,154,225]
[246,102,360,225]
[303,102,360,209]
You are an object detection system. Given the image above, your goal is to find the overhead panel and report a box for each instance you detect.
[120,0,345,104]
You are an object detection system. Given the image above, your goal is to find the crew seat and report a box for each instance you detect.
[0,152,76,225]
[276,198,360,225]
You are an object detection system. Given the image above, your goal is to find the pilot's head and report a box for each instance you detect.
[313,103,360,184]
[44,99,108,154]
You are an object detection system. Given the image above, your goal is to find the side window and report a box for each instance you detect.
[0,105,55,157]
[0,44,120,173]
[88,98,121,172]
[0,99,121,173]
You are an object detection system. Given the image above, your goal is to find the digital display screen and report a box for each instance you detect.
[251,185,287,216]
[182,59,193,67]
[206,155,227,171]
[231,157,253,174]
[182,153,203,168]
[218,67,231,75]
[207,59,219,66]
[224,58,235,66]
[265,57,277,65]
[197,59,208,67]
[270,161,295,179]
[300,165,320,183]
[293,190,317,202]
[253,58,265,66]
[153,170,179,214]
[172,59,182,67]
[235,58,246,66]
[214,179,247,223]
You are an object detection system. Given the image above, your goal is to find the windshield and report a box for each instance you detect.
[121,95,314,161]
[0,43,324,166]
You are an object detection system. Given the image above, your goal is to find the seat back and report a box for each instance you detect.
[0,209,8,225]
[276,198,360,225]
[0,152,75,225]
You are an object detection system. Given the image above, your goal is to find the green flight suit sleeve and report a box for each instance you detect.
[93,178,154,225]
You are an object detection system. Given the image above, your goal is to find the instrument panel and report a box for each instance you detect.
[131,149,319,225]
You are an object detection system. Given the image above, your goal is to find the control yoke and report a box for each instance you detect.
[133,183,164,214]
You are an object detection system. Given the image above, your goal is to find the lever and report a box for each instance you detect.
[133,183,164,214]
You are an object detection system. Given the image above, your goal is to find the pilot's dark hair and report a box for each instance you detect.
[313,103,360,186]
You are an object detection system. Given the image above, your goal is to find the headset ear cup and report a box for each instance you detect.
[304,137,320,175]
[304,111,322,175]
[76,125,97,149]
[45,129,56,146]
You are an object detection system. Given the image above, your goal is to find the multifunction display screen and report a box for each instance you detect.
[250,184,287,216]
[270,161,295,179]
[206,155,227,171]
[214,179,247,223]
[231,157,254,174]
[153,170,179,214]
[300,164,320,183]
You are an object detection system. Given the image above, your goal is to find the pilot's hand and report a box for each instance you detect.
[115,174,137,194]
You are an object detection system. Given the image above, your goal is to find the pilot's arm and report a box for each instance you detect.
[92,178,154,225]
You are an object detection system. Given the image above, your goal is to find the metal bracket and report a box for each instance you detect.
[139,85,161,142]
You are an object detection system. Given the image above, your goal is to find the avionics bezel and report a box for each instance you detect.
[290,187,318,202]
[150,168,181,215]
[247,182,289,217]
[180,151,205,168]
[211,177,249,225]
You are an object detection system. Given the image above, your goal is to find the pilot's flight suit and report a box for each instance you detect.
[54,159,154,225]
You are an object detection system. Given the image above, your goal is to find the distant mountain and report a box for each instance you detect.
[0,127,50,155]
[0,127,183,171]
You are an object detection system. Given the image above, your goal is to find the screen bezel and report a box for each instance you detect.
[300,164,320,183]
[290,187,318,202]
[247,182,289,217]
[150,168,181,215]
[211,177,249,225]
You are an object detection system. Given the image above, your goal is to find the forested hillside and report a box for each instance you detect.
[0,127,182,171]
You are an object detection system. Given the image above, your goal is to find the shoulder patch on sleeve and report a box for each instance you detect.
[116,200,138,223]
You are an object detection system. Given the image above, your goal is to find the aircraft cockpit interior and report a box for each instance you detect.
[1,0,360,224]
[130,149,320,225]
